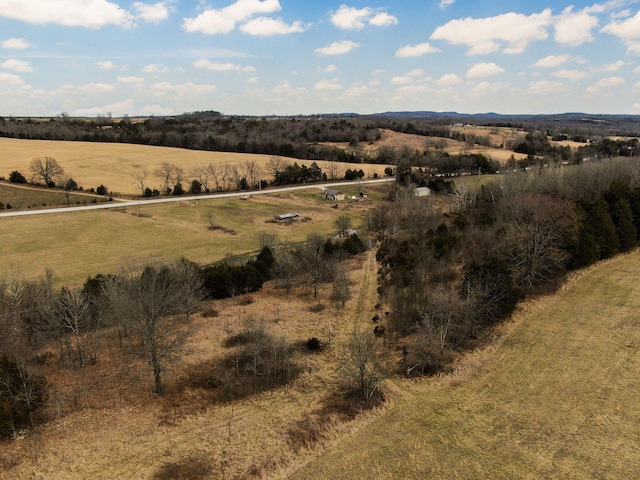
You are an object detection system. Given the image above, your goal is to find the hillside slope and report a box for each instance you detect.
[288,251,640,479]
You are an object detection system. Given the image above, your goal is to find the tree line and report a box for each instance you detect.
[370,157,640,375]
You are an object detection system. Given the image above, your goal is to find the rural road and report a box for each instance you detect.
[0,178,395,218]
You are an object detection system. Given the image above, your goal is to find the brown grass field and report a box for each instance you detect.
[2,244,640,479]
[0,138,391,196]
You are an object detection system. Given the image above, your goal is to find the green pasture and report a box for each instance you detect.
[0,182,104,210]
[293,251,640,479]
[0,188,372,286]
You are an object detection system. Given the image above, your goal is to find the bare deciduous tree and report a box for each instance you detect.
[243,159,262,189]
[155,162,175,195]
[334,214,352,236]
[342,327,387,402]
[193,164,212,192]
[450,181,477,213]
[133,169,149,196]
[331,263,350,309]
[102,261,203,395]
[29,157,64,186]
[56,287,89,367]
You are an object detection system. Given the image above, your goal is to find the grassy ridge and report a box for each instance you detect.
[290,252,640,479]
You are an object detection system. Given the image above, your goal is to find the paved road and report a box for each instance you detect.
[0,178,394,218]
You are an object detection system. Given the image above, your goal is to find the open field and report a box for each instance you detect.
[0,184,387,285]
[0,183,107,210]
[0,138,391,196]
[2,238,639,479]
[321,128,530,164]
[289,251,640,479]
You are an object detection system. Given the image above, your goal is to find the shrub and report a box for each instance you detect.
[8,171,27,184]
[306,337,322,351]
[96,184,107,195]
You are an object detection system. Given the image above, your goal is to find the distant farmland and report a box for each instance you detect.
[0,138,391,196]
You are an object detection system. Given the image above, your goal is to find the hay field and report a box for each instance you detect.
[289,251,640,479]
[0,186,381,286]
[322,128,529,164]
[0,138,390,196]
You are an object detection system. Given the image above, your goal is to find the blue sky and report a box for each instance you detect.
[1,0,639,117]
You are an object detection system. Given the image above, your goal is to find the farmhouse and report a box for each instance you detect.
[413,186,431,197]
[324,189,345,201]
[274,212,300,222]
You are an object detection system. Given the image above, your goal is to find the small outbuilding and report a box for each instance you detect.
[274,212,300,222]
[413,186,431,197]
[324,189,345,201]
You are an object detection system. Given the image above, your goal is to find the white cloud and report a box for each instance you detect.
[435,73,462,86]
[247,76,259,83]
[440,0,455,8]
[192,58,255,71]
[553,6,599,46]
[239,17,306,35]
[151,81,217,97]
[602,11,640,54]
[466,62,505,78]
[593,60,626,72]
[634,66,640,73]
[431,10,552,55]
[272,81,307,96]
[391,69,425,85]
[369,12,398,27]
[634,103,640,114]
[73,99,136,117]
[528,80,565,95]
[471,81,507,95]
[97,60,115,70]
[632,81,640,92]
[532,54,571,68]
[133,2,169,24]
[330,5,397,30]
[331,5,370,30]
[0,72,26,86]
[315,40,359,56]
[391,84,433,101]
[58,82,115,95]
[142,64,168,73]
[183,0,284,35]
[1,38,31,49]
[553,69,589,80]
[585,76,625,94]
[117,76,144,84]
[395,42,441,58]
[139,104,174,116]
[344,84,374,97]
[314,78,341,91]
[317,65,338,73]
[0,0,133,28]
[1,59,32,72]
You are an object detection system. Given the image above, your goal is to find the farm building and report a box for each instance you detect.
[324,189,345,201]
[274,212,300,222]
[413,186,431,197]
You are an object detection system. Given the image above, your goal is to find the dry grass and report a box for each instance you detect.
[0,250,384,480]
[287,251,640,479]
[0,138,391,196]
[321,128,530,164]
